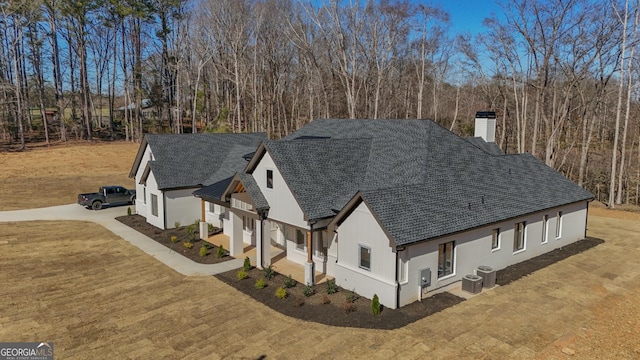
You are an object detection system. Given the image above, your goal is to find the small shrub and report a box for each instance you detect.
[243,257,252,272]
[127,207,132,216]
[326,279,338,294]
[283,275,296,289]
[199,245,207,257]
[170,235,178,243]
[343,301,357,314]
[208,223,215,233]
[275,287,287,300]
[263,264,276,280]
[293,296,305,307]
[186,224,197,238]
[255,278,266,289]
[303,284,315,297]
[371,294,381,315]
[193,219,200,226]
[345,291,359,303]
[322,294,331,304]
[183,242,193,249]
[203,242,212,250]
[174,221,181,229]
[216,245,226,258]
[237,270,248,280]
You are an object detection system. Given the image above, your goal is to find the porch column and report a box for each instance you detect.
[229,211,243,257]
[255,219,263,269]
[304,230,315,285]
[262,221,271,267]
[199,199,208,240]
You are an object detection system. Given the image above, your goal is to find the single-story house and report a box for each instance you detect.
[194,114,593,309]
[129,132,266,229]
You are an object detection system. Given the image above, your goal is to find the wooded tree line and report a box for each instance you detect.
[1,0,639,208]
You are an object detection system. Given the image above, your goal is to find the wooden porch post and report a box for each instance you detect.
[307,231,312,263]
[200,198,205,221]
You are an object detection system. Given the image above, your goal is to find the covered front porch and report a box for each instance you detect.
[205,232,329,284]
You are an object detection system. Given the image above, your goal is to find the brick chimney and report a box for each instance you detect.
[474,111,496,143]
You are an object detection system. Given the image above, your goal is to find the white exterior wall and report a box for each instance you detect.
[205,202,225,229]
[144,171,165,229]
[133,145,154,217]
[253,152,308,229]
[398,201,589,307]
[164,188,202,229]
[131,145,201,230]
[334,202,398,309]
[248,150,334,271]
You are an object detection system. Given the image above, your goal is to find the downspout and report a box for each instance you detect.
[306,220,316,285]
[163,192,167,229]
[258,209,269,268]
[584,200,591,239]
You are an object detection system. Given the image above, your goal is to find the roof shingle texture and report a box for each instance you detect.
[145,133,266,190]
[273,119,593,245]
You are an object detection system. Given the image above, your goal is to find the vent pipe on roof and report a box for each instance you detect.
[474,111,496,143]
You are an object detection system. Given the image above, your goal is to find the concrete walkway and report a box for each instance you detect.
[0,204,243,276]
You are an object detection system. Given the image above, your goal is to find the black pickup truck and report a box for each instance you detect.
[78,186,136,210]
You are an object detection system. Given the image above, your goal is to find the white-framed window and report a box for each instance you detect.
[491,228,500,250]
[209,202,215,213]
[295,229,305,251]
[542,214,548,243]
[438,241,455,278]
[555,211,563,239]
[231,197,253,211]
[143,187,146,204]
[242,216,255,232]
[513,221,526,252]
[266,169,274,189]
[359,245,371,271]
[151,194,158,217]
[314,231,326,258]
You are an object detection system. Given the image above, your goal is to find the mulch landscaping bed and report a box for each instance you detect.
[496,237,605,286]
[115,215,605,329]
[216,237,605,329]
[116,214,232,264]
[216,267,464,330]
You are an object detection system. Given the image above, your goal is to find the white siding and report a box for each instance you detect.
[164,188,202,229]
[205,202,225,229]
[144,171,165,229]
[334,202,397,308]
[398,201,589,307]
[133,145,154,217]
[253,152,307,229]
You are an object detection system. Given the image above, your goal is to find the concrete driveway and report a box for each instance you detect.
[0,204,242,276]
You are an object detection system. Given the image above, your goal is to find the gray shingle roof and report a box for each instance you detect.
[264,138,372,219]
[192,176,234,203]
[267,119,593,245]
[237,173,269,211]
[139,133,266,190]
[465,137,505,155]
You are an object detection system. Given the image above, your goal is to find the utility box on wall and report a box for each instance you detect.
[420,268,431,289]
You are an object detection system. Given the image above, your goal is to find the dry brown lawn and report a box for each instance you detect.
[1,217,639,359]
[2,142,640,358]
[0,142,138,210]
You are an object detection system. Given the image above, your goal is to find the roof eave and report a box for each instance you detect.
[128,136,150,178]
[396,198,593,247]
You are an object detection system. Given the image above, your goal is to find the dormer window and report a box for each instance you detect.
[266,169,273,189]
